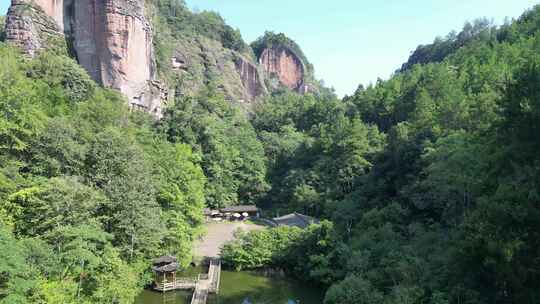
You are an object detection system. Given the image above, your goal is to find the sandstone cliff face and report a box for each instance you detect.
[70,0,163,116]
[235,55,266,102]
[5,0,64,56]
[259,46,305,92]
[5,1,315,116]
[5,0,166,117]
[171,35,265,104]
[32,0,63,29]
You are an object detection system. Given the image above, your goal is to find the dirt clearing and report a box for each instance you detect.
[193,221,265,259]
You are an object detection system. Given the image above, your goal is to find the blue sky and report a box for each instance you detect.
[2,1,538,96]
[0,2,7,17]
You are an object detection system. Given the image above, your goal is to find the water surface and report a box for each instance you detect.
[135,269,324,304]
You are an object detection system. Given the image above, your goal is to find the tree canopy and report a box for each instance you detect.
[222,5,540,304]
[3,3,540,304]
[0,44,206,303]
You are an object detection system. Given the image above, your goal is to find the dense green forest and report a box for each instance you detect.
[222,5,540,304]
[2,2,540,304]
[0,47,211,302]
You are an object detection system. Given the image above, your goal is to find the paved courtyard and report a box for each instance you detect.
[193,221,265,259]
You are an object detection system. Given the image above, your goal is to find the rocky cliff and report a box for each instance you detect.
[235,54,266,101]
[167,34,266,105]
[5,0,165,117]
[163,35,310,105]
[259,46,306,92]
[4,1,316,116]
[70,0,164,116]
[5,0,64,57]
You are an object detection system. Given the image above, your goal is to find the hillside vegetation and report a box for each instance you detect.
[149,1,327,101]
[1,3,540,304]
[0,46,209,302]
[0,16,5,42]
[223,5,540,304]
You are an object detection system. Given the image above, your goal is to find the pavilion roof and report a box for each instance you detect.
[152,262,179,273]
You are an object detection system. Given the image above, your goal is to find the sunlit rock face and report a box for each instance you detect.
[32,0,64,29]
[5,0,64,56]
[5,1,313,116]
[235,55,267,102]
[5,0,166,118]
[259,46,305,92]
[71,0,164,116]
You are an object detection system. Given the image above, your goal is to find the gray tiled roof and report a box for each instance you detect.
[272,213,319,229]
[152,262,179,273]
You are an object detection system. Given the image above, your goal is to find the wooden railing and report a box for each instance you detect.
[155,258,222,304]
[190,283,208,304]
[154,278,197,291]
[208,259,221,293]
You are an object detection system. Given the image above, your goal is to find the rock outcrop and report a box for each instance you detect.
[5,0,64,56]
[234,55,266,102]
[171,35,266,104]
[259,46,306,92]
[5,1,316,116]
[32,0,64,29]
[70,0,163,116]
[5,0,166,117]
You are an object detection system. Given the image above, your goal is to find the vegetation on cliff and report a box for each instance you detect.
[150,0,263,105]
[0,16,5,42]
[150,1,325,102]
[251,31,314,74]
[154,0,248,53]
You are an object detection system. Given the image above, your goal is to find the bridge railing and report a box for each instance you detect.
[155,258,221,302]
[208,259,221,293]
[190,282,209,304]
[154,278,197,291]
[177,278,198,284]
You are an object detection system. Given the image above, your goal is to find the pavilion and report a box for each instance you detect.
[152,255,180,288]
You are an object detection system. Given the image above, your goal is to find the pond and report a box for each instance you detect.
[135,268,325,304]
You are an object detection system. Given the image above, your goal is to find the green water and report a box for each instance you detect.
[135,269,324,304]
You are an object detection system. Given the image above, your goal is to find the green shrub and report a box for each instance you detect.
[154,0,247,52]
[0,16,6,42]
[27,52,96,103]
[221,226,303,270]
